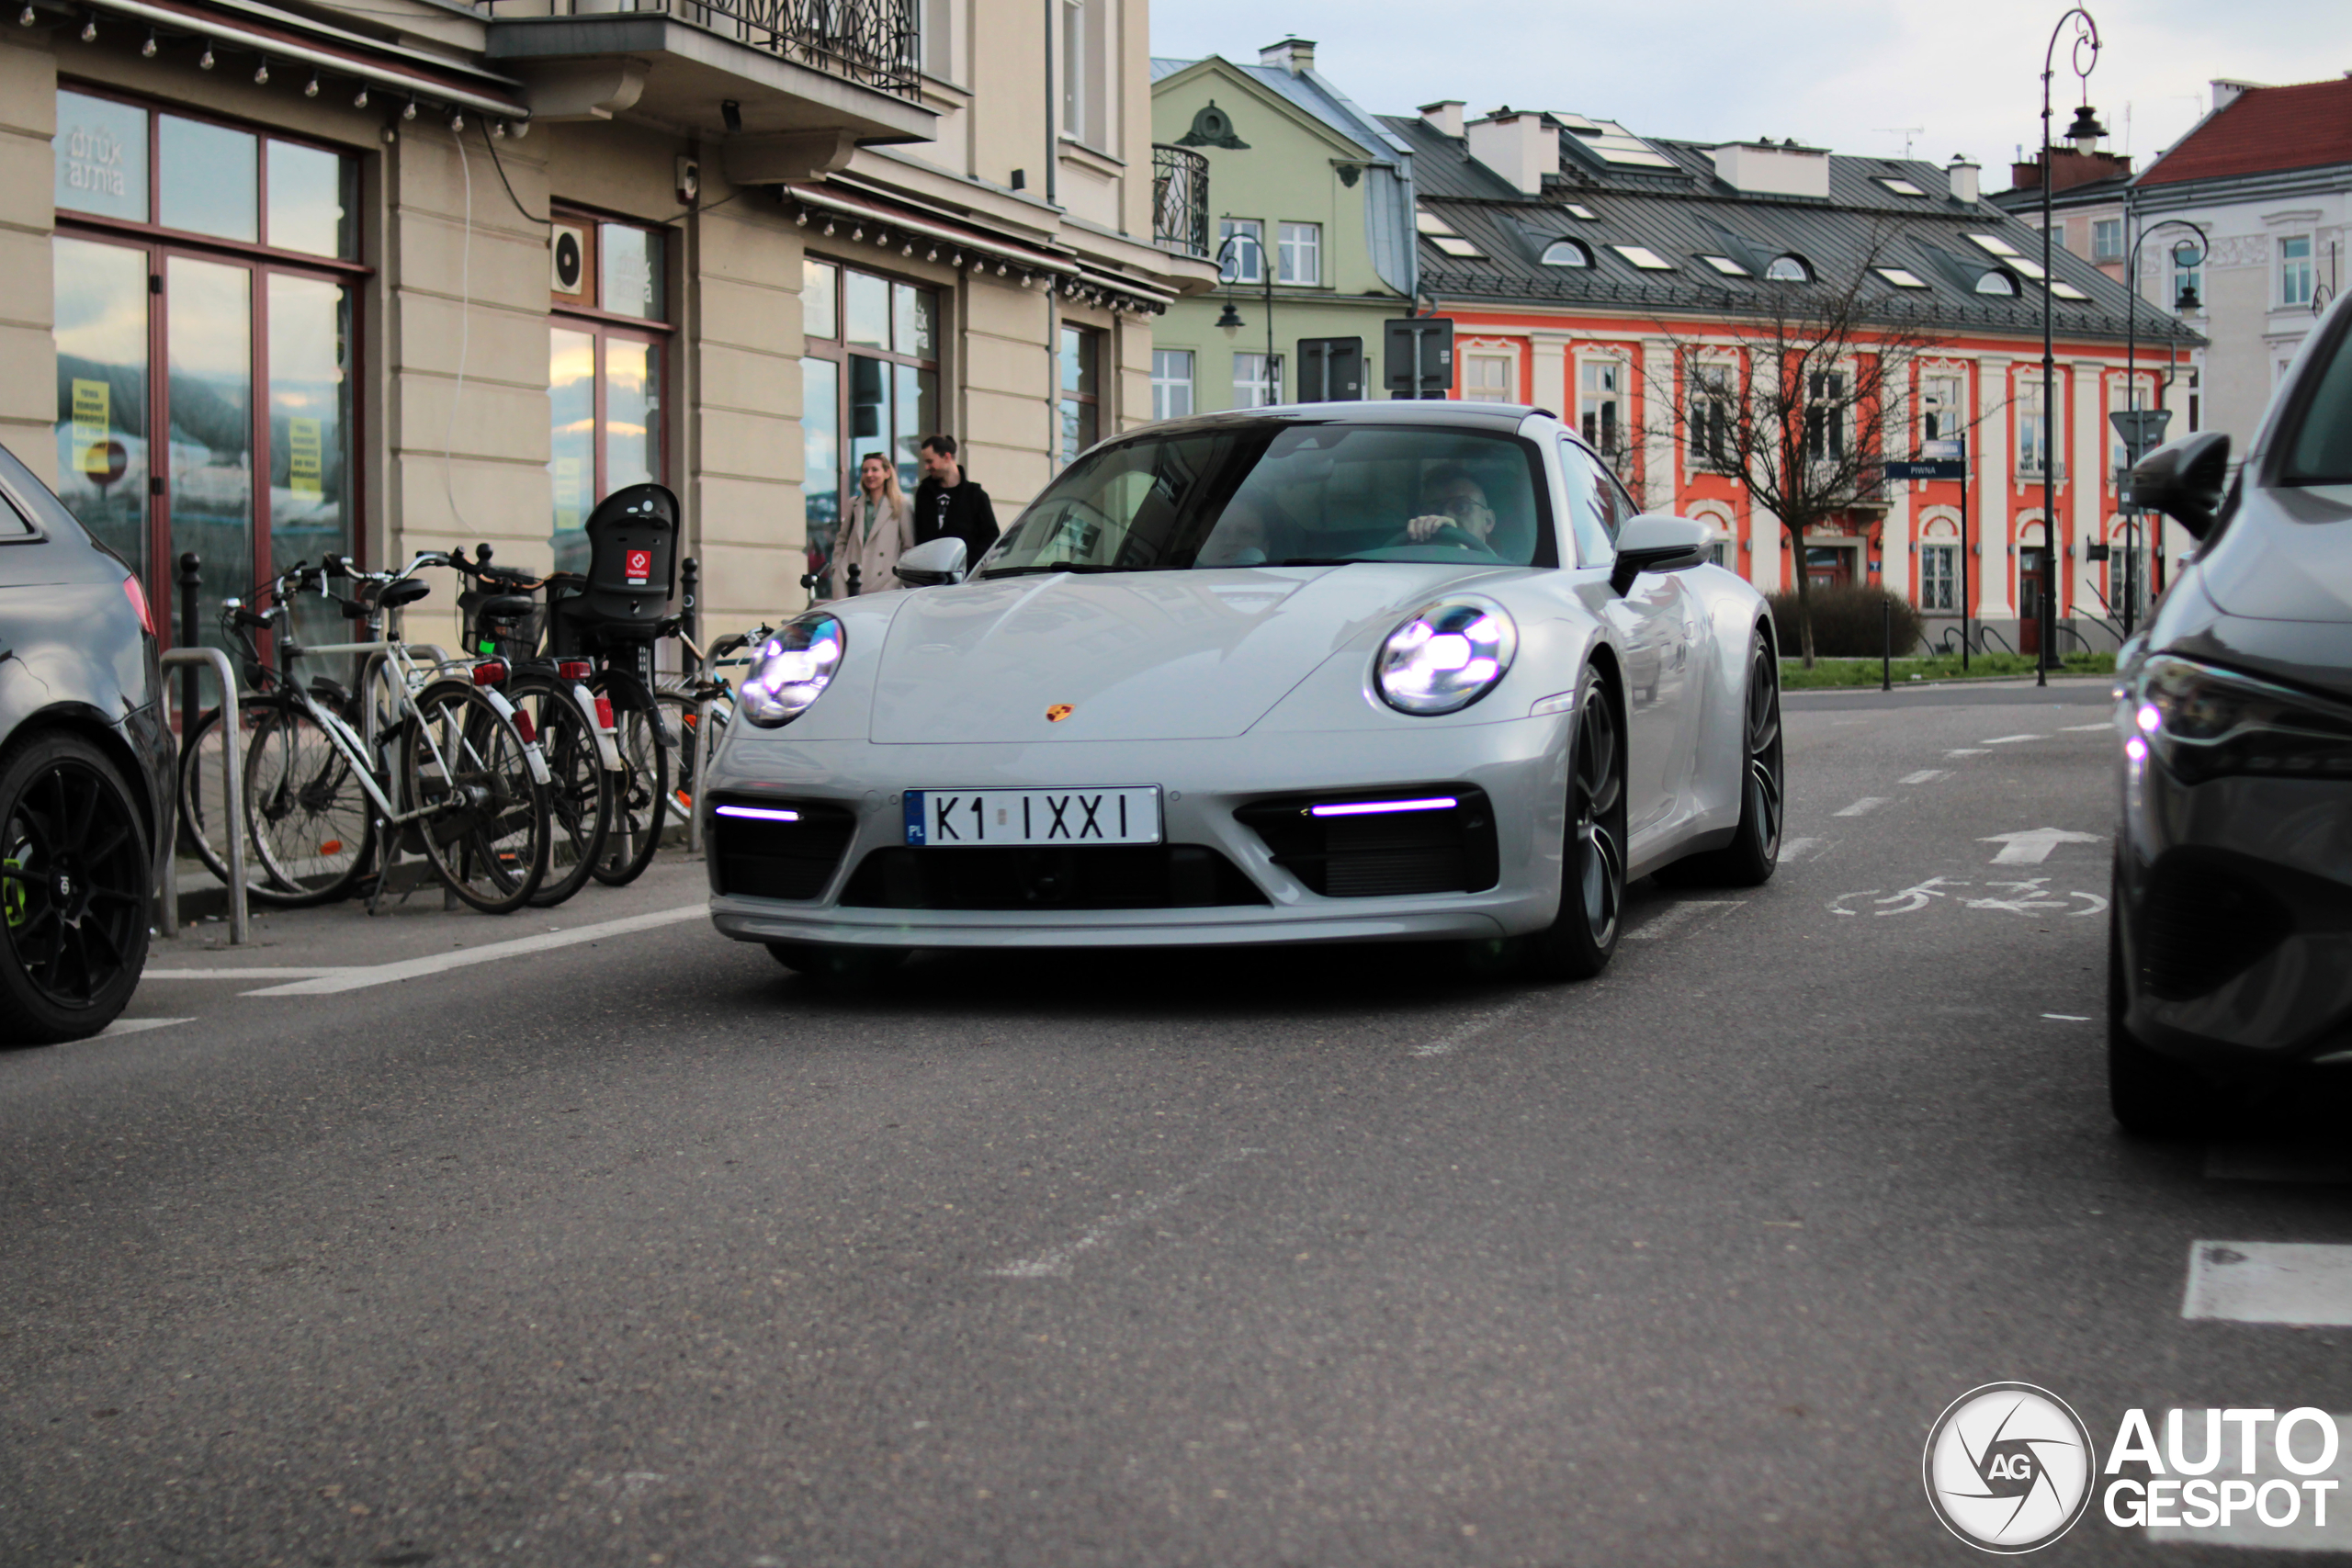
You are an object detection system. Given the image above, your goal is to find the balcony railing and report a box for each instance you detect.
[499,0,922,97]
[1153,144,1209,258]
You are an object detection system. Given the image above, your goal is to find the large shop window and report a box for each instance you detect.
[51,86,361,676]
[549,211,669,574]
[799,257,939,565]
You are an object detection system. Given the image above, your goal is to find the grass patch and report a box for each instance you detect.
[1780,651,2115,689]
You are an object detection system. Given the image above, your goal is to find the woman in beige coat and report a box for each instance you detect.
[825,453,915,600]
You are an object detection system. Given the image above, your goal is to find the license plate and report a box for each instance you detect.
[903,786,1161,847]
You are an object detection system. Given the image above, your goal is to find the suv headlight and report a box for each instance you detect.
[2135,653,2352,784]
[739,612,844,728]
[1374,595,1517,716]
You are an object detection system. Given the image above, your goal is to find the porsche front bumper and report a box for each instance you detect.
[702,716,1575,950]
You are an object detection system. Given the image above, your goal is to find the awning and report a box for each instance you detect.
[55,0,531,121]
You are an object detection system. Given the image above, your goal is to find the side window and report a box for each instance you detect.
[0,491,31,538]
[1601,469,1643,531]
[1558,439,1616,566]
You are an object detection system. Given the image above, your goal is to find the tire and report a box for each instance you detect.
[404,679,549,914]
[765,940,909,988]
[179,699,300,898]
[510,674,609,908]
[1521,666,1625,981]
[0,731,153,1044]
[590,673,669,887]
[2108,870,2211,1138]
[1657,625,1783,887]
[240,698,378,908]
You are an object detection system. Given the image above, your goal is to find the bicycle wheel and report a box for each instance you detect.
[180,698,293,898]
[510,673,609,908]
[404,679,549,914]
[654,687,725,823]
[589,672,668,887]
[241,698,378,908]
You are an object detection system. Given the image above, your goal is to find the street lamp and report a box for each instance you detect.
[2038,6,2101,687]
[2116,216,2209,636]
[1212,225,1277,408]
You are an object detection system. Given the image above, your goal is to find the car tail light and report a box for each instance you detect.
[121,575,154,637]
[509,708,537,744]
[471,660,507,685]
[558,660,593,680]
[594,694,616,730]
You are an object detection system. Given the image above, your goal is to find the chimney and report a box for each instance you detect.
[1708,140,1831,198]
[1258,37,1315,75]
[1946,154,1980,206]
[2211,78,2265,112]
[1464,107,1557,196]
[1419,99,1464,139]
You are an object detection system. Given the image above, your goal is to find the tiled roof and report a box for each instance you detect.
[1379,113,2199,345]
[2139,77,2352,187]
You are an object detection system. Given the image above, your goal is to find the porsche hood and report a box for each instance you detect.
[864,566,1509,743]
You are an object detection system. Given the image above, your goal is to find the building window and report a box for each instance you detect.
[799,256,941,567]
[1975,269,2018,297]
[2171,242,2202,310]
[2282,235,2314,308]
[1060,0,1107,147]
[1461,352,1513,402]
[1804,370,1848,462]
[51,87,361,668]
[1151,348,1193,420]
[1579,359,1623,461]
[1919,543,1957,611]
[1233,351,1283,409]
[550,209,672,574]
[1059,323,1101,463]
[1689,365,1734,468]
[1765,254,1812,283]
[2092,218,2123,262]
[1277,221,1321,286]
[1921,373,1964,443]
[1543,240,1592,267]
[1218,218,1263,284]
[2015,380,2047,476]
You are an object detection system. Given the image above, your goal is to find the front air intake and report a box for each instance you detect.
[1236,785,1498,897]
[708,796,857,900]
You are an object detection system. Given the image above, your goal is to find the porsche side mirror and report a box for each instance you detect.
[895,536,967,587]
[2127,432,2231,540]
[1609,513,1711,595]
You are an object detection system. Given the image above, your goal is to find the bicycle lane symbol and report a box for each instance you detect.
[1829,876,2108,919]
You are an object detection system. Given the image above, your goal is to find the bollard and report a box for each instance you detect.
[176,552,202,744]
[1882,597,1893,692]
[846,562,862,597]
[679,556,700,682]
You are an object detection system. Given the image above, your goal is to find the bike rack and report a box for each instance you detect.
[688,694,718,856]
[158,647,248,945]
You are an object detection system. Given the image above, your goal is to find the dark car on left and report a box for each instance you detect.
[0,439,171,1043]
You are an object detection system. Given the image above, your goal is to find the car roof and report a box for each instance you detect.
[1131,401,1556,441]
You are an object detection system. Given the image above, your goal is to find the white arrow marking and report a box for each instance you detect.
[1900,769,1950,784]
[1979,827,2104,865]
[1835,796,1887,817]
[2064,722,2112,733]
[1983,734,2046,744]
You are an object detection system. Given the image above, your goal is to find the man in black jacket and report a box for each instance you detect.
[911,434,1000,563]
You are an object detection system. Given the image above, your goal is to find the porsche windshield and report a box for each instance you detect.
[978,423,1555,577]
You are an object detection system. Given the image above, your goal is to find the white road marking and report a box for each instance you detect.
[88,1017,195,1038]
[2143,1409,2352,1550]
[1624,900,1742,942]
[1779,837,1825,863]
[2041,1013,2092,1021]
[2064,722,2114,733]
[1945,748,1992,758]
[1414,1001,1527,1057]
[1835,797,1887,817]
[142,966,361,981]
[2183,1242,2352,1326]
[1900,769,1951,784]
[1983,734,2046,744]
[986,1147,1264,1279]
[241,906,707,996]
[1980,827,2103,864]
[2207,1145,2352,1186]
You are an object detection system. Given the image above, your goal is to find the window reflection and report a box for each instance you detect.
[51,237,150,576]
[54,91,147,222]
[549,329,596,572]
[605,338,659,492]
[266,141,348,258]
[844,269,889,350]
[802,355,840,565]
[268,275,351,657]
[166,257,253,692]
[599,222,662,320]
[159,115,257,242]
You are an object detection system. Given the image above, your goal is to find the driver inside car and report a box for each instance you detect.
[1395,466,1498,549]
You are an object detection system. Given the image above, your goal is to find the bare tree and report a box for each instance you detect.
[1636,235,1988,668]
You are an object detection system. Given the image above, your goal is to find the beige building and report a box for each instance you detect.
[9,0,1215,661]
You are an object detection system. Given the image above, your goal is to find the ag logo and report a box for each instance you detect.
[1045,704,1074,723]
[1924,1382,2094,1552]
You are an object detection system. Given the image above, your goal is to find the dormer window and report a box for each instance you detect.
[1541,239,1592,267]
[1765,254,1811,283]
[1975,269,2018,296]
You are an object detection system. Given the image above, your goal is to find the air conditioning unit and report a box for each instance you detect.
[550,222,587,297]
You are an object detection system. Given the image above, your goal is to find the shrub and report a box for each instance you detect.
[1766,583,1925,659]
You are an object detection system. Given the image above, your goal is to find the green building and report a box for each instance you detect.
[1149,39,1419,414]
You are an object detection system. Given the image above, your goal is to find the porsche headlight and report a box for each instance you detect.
[1374,596,1517,716]
[2136,653,2352,784]
[739,612,844,728]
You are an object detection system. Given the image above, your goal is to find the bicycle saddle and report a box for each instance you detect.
[379,577,431,610]
[477,592,536,625]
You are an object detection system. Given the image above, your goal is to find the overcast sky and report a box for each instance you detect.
[1151,0,2352,185]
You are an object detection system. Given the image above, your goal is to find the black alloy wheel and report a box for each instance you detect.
[1522,665,1624,980]
[1660,626,1783,887]
[0,732,153,1043]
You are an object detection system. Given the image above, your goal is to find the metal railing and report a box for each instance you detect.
[1153,144,1210,258]
[496,0,922,97]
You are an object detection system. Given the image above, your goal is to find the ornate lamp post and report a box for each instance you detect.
[2117,216,2208,636]
[2038,7,2101,686]
[1213,225,1277,407]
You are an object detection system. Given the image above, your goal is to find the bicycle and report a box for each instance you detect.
[653,621,774,821]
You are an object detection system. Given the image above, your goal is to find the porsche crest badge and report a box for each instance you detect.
[1046,704,1074,723]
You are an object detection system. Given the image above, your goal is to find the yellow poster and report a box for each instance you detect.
[288,417,322,495]
[72,378,109,473]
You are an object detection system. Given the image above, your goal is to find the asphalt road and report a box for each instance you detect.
[7,677,2351,1567]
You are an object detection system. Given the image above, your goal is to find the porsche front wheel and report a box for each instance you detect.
[1523,667,1623,981]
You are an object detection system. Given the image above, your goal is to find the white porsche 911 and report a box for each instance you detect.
[700,401,1783,982]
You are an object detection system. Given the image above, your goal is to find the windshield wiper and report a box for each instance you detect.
[978,561,1134,579]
